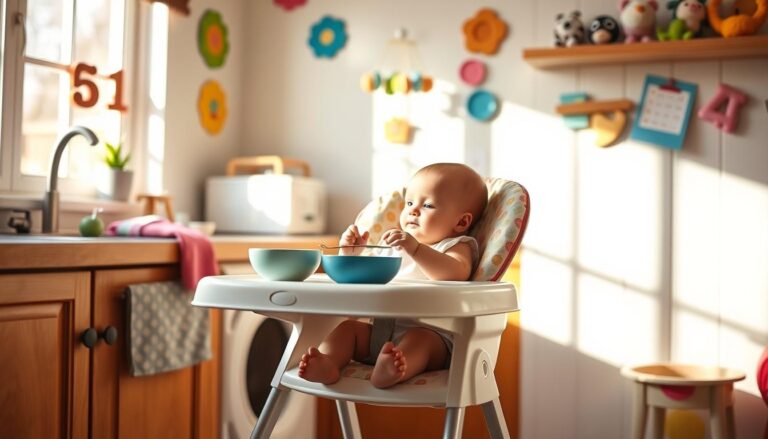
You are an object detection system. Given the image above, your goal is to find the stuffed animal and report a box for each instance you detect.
[587,15,622,43]
[619,0,660,42]
[658,0,707,40]
[708,0,767,37]
[554,11,586,47]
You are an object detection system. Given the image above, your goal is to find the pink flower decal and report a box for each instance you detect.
[274,0,306,11]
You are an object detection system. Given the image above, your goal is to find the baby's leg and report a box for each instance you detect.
[299,319,371,384]
[370,327,448,389]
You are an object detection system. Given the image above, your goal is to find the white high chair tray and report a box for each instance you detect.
[192,274,518,317]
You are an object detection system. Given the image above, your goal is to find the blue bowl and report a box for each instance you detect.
[249,248,321,281]
[321,255,402,284]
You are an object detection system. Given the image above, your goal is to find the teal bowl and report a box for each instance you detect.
[248,248,321,281]
[321,255,402,284]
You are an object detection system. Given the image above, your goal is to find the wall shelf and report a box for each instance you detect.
[522,34,768,69]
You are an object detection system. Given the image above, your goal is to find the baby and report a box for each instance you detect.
[298,163,488,388]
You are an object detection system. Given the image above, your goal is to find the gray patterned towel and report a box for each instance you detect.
[126,281,212,376]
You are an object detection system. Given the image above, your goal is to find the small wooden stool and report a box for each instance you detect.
[136,193,175,222]
[621,363,745,439]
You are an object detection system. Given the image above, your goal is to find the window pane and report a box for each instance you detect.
[75,0,124,71]
[21,64,63,177]
[27,0,69,63]
[71,82,123,179]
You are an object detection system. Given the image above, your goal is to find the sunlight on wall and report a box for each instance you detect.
[577,139,666,292]
[673,310,719,365]
[674,159,720,316]
[370,79,464,197]
[578,274,660,366]
[491,102,575,261]
[520,251,574,346]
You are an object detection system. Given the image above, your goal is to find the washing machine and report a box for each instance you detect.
[221,265,315,439]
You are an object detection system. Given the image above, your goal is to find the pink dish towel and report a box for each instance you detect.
[107,215,219,290]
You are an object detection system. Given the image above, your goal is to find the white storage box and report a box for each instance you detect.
[205,156,326,234]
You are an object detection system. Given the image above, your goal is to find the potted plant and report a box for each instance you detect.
[97,141,134,201]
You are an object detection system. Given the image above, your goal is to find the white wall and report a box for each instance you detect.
[164,0,243,220]
[165,0,768,437]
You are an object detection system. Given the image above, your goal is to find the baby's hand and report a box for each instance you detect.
[381,229,420,255]
[339,224,369,255]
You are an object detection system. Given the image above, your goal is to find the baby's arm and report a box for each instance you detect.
[381,229,473,281]
[410,242,473,281]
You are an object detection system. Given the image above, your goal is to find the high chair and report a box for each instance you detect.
[193,178,529,439]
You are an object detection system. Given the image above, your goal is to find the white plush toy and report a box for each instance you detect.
[619,0,659,42]
[554,11,586,47]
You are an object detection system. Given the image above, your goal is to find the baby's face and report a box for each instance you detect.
[400,172,470,244]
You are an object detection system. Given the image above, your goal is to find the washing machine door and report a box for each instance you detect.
[222,310,315,439]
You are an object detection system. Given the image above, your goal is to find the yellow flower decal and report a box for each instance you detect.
[198,80,227,135]
[462,9,508,55]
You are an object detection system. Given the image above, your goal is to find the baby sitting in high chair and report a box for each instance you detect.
[299,163,488,388]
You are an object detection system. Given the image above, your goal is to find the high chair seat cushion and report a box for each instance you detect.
[354,178,530,281]
[354,189,405,246]
[470,178,530,281]
[340,362,449,386]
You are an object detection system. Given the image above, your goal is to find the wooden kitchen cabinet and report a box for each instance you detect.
[91,266,220,439]
[0,267,219,439]
[0,272,91,439]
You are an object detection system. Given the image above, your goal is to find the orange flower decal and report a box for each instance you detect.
[462,9,508,55]
[198,80,227,135]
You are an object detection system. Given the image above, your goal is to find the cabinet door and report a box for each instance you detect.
[91,267,220,439]
[0,272,91,439]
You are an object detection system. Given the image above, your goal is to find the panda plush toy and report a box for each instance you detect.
[554,11,586,47]
[587,15,622,44]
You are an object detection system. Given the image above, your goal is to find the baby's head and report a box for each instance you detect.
[401,163,488,244]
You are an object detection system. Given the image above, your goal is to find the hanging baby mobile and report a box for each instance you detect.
[461,8,508,122]
[198,80,228,135]
[308,16,348,58]
[198,9,230,68]
[359,28,435,144]
[274,0,306,12]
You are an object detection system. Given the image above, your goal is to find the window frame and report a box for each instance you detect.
[0,0,141,198]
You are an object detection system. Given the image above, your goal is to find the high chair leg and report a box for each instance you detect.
[335,400,362,439]
[249,387,289,439]
[443,407,465,439]
[481,397,511,439]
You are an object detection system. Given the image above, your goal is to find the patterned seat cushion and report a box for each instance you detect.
[353,178,530,281]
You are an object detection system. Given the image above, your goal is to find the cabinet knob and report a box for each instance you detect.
[81,326,119,348]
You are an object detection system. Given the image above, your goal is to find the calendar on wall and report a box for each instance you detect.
[630,75,697,150]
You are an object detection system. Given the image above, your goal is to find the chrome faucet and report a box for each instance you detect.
[42,126,99,233]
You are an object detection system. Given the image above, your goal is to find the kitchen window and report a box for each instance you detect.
[0,0,138,197]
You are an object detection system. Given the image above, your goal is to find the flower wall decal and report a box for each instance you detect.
[198,80,228,135]
[198,9,230,68]
[274,0,307,11]
[462,8,508,55]
[308,16,348,58]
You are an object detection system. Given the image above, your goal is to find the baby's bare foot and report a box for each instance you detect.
[298,347,340,384]
[370,342,406,388]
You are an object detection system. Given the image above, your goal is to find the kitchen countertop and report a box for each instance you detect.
[0,234,339,271]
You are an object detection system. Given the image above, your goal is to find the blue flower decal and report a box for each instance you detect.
[308,16,347,58]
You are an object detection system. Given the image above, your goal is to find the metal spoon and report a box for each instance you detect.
[320,244,392,250]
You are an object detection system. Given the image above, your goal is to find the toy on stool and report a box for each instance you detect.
[657,0,707,40]
[619,0,660,42]
[554,11,586,47]
[587,15,622,44]
[707,0,768,37]
[698,83,748,133]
